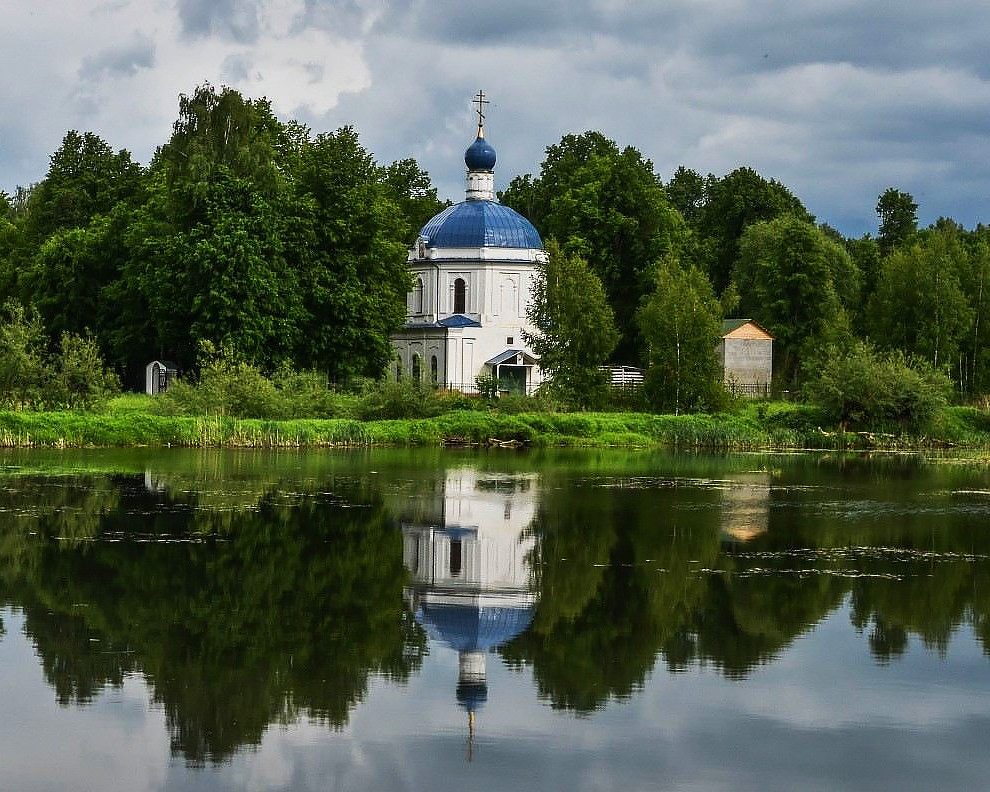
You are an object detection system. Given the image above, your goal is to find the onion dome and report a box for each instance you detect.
[465,136,496,171]
[418,200,542,249]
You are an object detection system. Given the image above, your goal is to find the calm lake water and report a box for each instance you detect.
[1,447,989,791]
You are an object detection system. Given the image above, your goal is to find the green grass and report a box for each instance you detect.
[1,401,988,450]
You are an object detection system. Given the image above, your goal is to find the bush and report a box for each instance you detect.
[0,301,119,411]
[51,332,121,410]
[802,341,950,432]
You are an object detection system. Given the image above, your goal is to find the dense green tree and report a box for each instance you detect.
[21,130,143,246]
[869,229,972,374]
[876,187,918,253]
[695,167,812,293]
[638,258,723,413]
[382,158,446,243]
[502,132,687,363]
[158,83,282,203]
[290,127,411,381]
[665,165,706,226]
[524,238,618,407]
[957,228,990,397]
[734,214,851,383]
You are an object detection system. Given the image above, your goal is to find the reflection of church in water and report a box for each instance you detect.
[401,469,537,735]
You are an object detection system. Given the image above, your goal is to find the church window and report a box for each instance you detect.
[395,353,403,381]
[412,354,422,383]
[412,278,424,314]
[431,355,439,386]
[453,278,466,314]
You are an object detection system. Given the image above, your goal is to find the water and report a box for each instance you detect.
[0,448,989,791]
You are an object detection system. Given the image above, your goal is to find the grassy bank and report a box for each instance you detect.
[1,403,988,450]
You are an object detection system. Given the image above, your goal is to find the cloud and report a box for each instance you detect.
[2,0,990,235]
[175,0,262,43]
[79,35,156,81]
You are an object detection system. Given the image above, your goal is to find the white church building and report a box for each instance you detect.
[391,94,546,394]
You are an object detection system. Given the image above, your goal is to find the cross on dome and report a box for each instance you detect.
[473,89,489,138]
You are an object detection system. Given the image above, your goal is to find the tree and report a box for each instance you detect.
[0,300,50,407]
[695,167,812,293]
[22,130,143,245]
[524,239,618,407]
[290,127,411,381]
[502,132,687,363]
[734,214,851,383]
[869,229,972,374]
[803,340,950,433]
[876,188,918,253]
[381,158,446,244]
[638,258,723,413]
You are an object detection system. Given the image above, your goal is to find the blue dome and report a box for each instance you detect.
[419,200,543,249]
[465,136,496,171]
[416,604,534,652]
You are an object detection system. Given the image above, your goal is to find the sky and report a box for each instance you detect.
[2,0,989,237]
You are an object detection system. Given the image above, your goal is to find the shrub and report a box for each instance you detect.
[802,341,950,432]
[51,332,121,410]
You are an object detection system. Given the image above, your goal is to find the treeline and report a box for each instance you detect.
[501,133,990,414]
[2,86,988,414]
[0,84,444,390]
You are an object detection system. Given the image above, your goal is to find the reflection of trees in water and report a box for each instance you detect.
[504,465,990,712]
[2,457,990,743]
[0,475,425,765]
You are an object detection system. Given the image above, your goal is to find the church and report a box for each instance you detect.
[391,93,546,394]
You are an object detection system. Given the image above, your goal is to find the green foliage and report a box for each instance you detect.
[525,239,619,407]
[691,166,812,292]
[22,130,143,245]
[474,373,498,401]
[802,340,951,432]
[0,301,50,407]
[381,158,447,243]
[51,333,121,411]
[876,187,918,253]
[735,214,853,383]
[638,258,724,414]
[502,131,687,362]
[869,228,973,373]
[0,301,119,410]
[154,342,344,420]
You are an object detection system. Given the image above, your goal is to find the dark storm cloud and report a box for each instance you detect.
[175,0,262,43]
[78,35,156,80]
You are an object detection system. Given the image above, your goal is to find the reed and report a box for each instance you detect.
[0,404,987,450]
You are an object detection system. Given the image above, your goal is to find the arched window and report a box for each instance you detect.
[453,277,466,314]
[395,353,403,381]
[412,353,422,383]
[412,277,424,314]
[431,355,439,387]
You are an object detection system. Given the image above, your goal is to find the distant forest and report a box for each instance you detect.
[1,83,988,399]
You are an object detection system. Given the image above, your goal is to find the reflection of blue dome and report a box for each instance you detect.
[465,136,496,171]
[456,681,488,712]
[417,605,534,652]
[419,201,543,249]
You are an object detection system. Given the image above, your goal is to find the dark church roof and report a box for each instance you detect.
[419,200,543,250]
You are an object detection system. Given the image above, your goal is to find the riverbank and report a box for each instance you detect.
[1,405,988,450]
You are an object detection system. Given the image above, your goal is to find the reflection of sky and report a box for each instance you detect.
[4,603,990,791]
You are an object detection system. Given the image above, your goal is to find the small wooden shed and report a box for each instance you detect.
[719,319,773,397]
[145,360,180,395]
